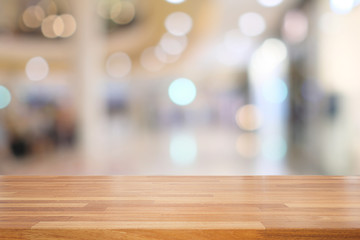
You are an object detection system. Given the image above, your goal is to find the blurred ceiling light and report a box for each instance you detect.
[261,136,287,161]
[330,0,355,14]
[166,0,186,4]
[170,133,197,166]
[235,104,262,131]
[155,46,180,63]
[236,133,259,158]
[165,12,193,36]
[59,14,77,38]
[0,86,11,109]
[282,10,308,44]
[110,1,136,25]
[22,6,45,28]
[160,33,188,55]
[41,15,58,38]
[257,0,283,7]
[239,12,266,37]
[106,52,132,78]
[168,78,197,106]
[25,57,49,81]
[140,47,165,72]
[261,79,288,103]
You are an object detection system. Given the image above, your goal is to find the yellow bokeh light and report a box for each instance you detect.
[235,104,262,131]
[60,14,77,38]
[41,15,57,38]
[53,16,64,37]
[110,1,135,25]
[22,6,45,29]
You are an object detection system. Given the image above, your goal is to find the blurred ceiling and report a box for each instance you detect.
[0,0,301,73]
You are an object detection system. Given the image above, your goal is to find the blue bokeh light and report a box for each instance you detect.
[168,78,197,106]
[0,86,11,109]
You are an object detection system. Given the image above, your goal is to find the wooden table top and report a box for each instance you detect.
[0,176,359,239]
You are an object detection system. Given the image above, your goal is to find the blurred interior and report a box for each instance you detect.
[0,0,360,175]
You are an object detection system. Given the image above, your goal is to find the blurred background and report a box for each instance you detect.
[0,0,359,175]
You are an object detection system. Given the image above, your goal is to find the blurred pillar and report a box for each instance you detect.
[71,0,106,161]
[315,0,358,174]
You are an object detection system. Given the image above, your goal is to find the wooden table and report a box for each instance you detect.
[0,176,359,239]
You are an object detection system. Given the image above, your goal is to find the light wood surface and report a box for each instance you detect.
[0,176,359,239]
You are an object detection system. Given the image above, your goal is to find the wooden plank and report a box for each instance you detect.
[0,176,359,239]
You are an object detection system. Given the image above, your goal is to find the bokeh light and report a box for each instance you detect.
[165,0,186,4]
[22,6,45,29]
[165,12,193,36]
[257,0,283,7]
[52,16,64,36]
[239,12,266,37]
[236,133,259,158]
[160,33,188,55]
[249,38,287,87]
[261,79,288,103]
[168,78,197,106]
[0,86,11,109]
[261,38,287,64]
[110,1,135,25]
[282,10,308,44]
[106,52,132,78]
[250,38,287,81]
[235,105,262,131]
[140,47,164,72]
[25,56,49,81]
[330,0,355,14]
[59,14,77,38]
[218,29,253,66]
[41,15,58,38]
[155,46,180,63]
[170,133,197,166]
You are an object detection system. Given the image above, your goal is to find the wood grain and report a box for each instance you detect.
[0,176,359,239]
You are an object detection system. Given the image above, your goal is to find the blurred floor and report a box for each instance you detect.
[1,124,359,175]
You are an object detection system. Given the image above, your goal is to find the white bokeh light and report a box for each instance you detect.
[168,78,197,106]
[257,0,283,7]
[160,33,188,55]
[25,56,49,81]
[165,12,193,36]
[218,29,253,66]
[330,0,355,14]
[106,52,132,78]
[239,12,266,37]
[166,0,186,4]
